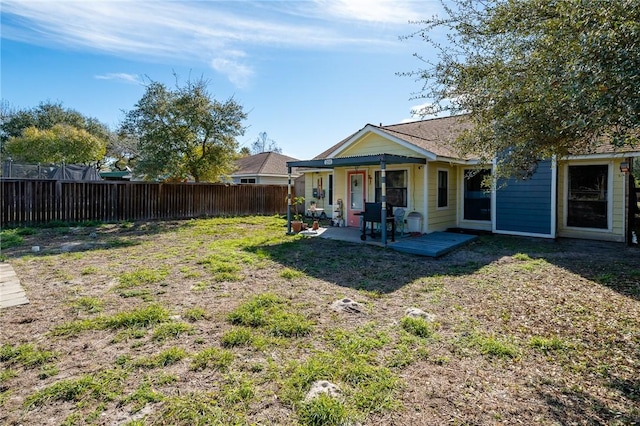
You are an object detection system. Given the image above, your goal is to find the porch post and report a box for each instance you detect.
[381,159,387,245]
[287,166,292,234]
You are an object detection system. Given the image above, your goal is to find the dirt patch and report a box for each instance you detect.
[1,218,639,425]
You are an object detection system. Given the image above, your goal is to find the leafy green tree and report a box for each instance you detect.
[106,133,139,171]
[1,101,111,165]
[120,77,247,182]
[1,101,110,143]
[5,124,106,164]
[403,0,640,178]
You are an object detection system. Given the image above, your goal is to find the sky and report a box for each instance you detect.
[1,0,446,160]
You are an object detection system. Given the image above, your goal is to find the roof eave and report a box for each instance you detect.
[432,156,479,165]
[564,151,640,160]
[287,153,426,169]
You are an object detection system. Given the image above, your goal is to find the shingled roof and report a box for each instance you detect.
[376,116,472,159]
[313,115,470,161]
[311,114,639,162]
[234,151,300,177]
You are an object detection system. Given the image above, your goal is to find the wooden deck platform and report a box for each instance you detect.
[316,227,477,257]
[390,232,478,257]
[0,263,29,309]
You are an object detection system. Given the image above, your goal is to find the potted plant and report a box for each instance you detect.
[291,196,305,233]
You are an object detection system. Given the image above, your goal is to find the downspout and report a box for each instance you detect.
[491,158,497,233]
[287,166,292,234]
[551,155,558,239]
[381,158,387,245]
[423,162,428,233]
[624,158,629,245]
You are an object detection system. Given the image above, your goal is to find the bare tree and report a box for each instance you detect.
[251,131,281,154]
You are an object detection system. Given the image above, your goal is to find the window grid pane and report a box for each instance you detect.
[438,170,448,208]
[374,170,407,207]
[568,165,608,228]
[464,169,491,220]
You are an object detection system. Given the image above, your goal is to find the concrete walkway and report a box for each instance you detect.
[0,263,29,309]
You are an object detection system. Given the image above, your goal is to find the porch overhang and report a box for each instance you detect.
[285,153,427,243]
[286,153,426,169]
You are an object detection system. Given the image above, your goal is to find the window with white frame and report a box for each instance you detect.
[463,169,491,220]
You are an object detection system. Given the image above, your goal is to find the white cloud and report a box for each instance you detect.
[402,100,453,123]
[94,73,142,85]
[411,101,440,117]
[2,1,440,88]
[211,52,254,89]
[313,0,431,24]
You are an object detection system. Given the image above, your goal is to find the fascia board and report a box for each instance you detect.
[564,152,640,160]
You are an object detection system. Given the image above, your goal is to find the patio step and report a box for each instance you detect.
[390,232,477,257]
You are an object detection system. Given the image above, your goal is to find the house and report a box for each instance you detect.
[231,151,301,185]
[287,115,640,244]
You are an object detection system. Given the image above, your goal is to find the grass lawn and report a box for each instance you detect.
[1,216,639,425]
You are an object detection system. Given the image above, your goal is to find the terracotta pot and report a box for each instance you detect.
[291,221,303,233]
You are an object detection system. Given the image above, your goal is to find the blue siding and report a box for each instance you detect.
[496,160,553,235]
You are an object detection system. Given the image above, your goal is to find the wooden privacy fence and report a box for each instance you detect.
[1,180,291,227]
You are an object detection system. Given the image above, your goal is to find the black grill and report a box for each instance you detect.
[358,202,395,241]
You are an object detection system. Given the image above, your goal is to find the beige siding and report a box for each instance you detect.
[306,133,463,233]
[258,176,289,185]
[304,171,333,214]
[327,133,430,228]
[340,133,418,157]
[233,176,288,185]
[427,162,458,231]
[557,158,626,242]
[331,169,345,220]
[323,164,427,228]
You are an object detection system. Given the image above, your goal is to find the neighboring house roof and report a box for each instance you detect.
[233,151,300,178]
